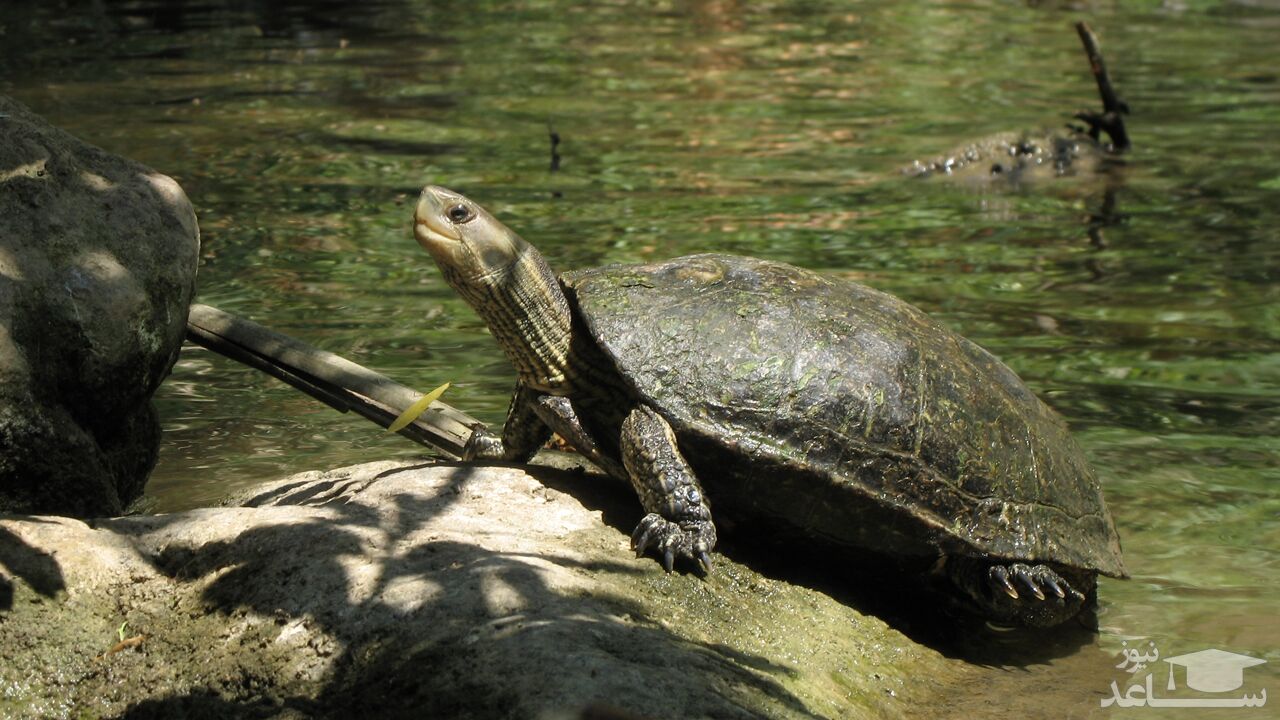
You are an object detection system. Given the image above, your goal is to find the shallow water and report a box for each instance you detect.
[4,0,1277,714]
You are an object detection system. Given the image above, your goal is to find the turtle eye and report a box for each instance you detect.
[446,203,475,224]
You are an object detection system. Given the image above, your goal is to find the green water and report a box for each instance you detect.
[4,0,1277,714]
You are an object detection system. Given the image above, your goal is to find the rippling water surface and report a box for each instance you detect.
[4,0,1277,714]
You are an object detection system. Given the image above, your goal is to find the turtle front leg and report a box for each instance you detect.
[620,406,716,573]
[464,383,551,462]
[466,386,632,480]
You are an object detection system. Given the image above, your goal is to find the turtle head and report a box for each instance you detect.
[412,185,575,393]
[414,185,531,286]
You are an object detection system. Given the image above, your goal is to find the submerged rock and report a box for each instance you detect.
[901,129,1115,185]
[902,23,1129,187]
[0,95,199,516]
[0,459,971,719]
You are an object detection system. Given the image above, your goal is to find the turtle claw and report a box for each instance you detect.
[990,562,1089,618]
[698,552,714,574]
[630,512,717,574]
[1012,565,1046,601]
[989,566,1019,599]
[630,513,666,557]
[953,558,1096,627]
[1041,574,1067,599]
[631,521,657,558]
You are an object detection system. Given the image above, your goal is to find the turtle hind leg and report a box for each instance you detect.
[620,406,717,573]
[945,557,1096,628]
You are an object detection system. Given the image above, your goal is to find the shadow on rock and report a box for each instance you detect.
[719,531,1097,667]
[0,522,67,611]
[110,461,831,719]
[524,455,1096,668]
[116,692,282,720]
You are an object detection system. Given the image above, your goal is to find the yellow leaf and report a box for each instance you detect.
[388,382,451,432]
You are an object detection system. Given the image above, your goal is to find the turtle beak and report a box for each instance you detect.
[413,185,464,252]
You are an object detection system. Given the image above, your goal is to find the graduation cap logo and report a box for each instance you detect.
[1164,649,1267,693]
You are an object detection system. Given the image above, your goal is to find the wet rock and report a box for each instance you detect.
[0,460,966,719]
[0,95,199,516]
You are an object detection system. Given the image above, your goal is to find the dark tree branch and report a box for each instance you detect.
[1074,21,1131,152]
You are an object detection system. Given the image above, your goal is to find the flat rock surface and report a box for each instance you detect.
[0,459,981,719]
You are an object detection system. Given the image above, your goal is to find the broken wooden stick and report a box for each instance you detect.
[97,634,147,661]
[185,304,478,459]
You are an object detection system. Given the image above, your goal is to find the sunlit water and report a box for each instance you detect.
[4,0,1277,715]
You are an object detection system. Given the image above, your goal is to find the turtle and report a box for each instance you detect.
[412,185,1127,627]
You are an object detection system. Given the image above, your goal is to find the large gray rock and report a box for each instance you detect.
[0,95,199,516]
[0,460,976,719]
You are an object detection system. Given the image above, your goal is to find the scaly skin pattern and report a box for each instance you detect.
[621,406,715,572]
[414,185,717,573]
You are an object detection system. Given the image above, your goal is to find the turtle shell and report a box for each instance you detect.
[561,254,1126,578]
